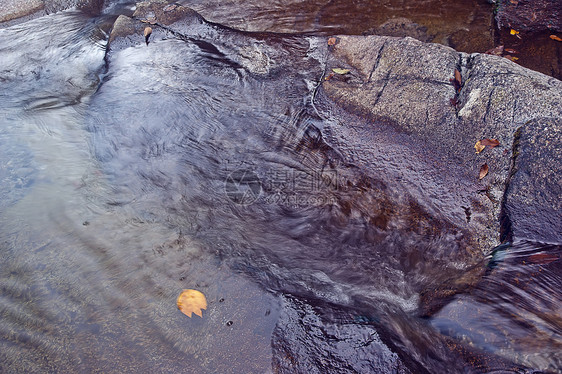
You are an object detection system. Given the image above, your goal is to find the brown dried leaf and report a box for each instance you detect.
[478,163,489,180]
[474,140,485,153]
[454,69,462,86]
[177,289,207,318]
[327,37,337,46]
[528,252,559,264]
[485,45,504,56]
[450,78,461,92]
[144,26,153,45]
[504,48,518,54]
[480,138,500,148]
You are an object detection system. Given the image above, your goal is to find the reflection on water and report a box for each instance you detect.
[0,2,561,374]
[0,11,278,373]
[181,0,560,79]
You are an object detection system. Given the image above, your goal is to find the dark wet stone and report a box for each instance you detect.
[495,0,562,33]
[272,296,411,374]
[502,118,562,242]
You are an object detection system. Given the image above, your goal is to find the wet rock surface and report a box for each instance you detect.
[1,0,561,373]
[272,296,411,374]
[0,0,105,24]
[98,3,562,372]
[320,35,562,251]
[495,0,562,33]
[502,118,562,243]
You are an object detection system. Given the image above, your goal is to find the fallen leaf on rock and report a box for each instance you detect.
[332,68,350,75]
[478,163,489,180]
[454,69,462,86]
[528,252,559,265]
[550,35,562,42]
[485,45,504,56]
[144,26,152,45]
[504,55,519,61]
[325,72,335,81]
[163,3,178,11]
[450,78,461,92]
[475,140,485,153]
[142,17,157,24]
[327,37,337,46]
[177,289,207,318]
[480,138,500,148]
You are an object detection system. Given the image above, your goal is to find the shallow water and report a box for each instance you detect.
[0,2,561,373]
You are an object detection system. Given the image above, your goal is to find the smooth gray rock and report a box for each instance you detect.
[502,118,562,242]
[319,35,562,251]
[0,0,43,23]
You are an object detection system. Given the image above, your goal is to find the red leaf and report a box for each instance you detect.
[485,45,504,56]
[528,252,559,265]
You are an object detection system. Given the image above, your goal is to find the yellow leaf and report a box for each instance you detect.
[550,35,562,42]
[474,140,485,153]
[177,289,207,318]
[332,68,350,75]
[510,29,519,35]
[480,138,500,148]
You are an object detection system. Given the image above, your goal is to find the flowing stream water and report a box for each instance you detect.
[0,1,560,373]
